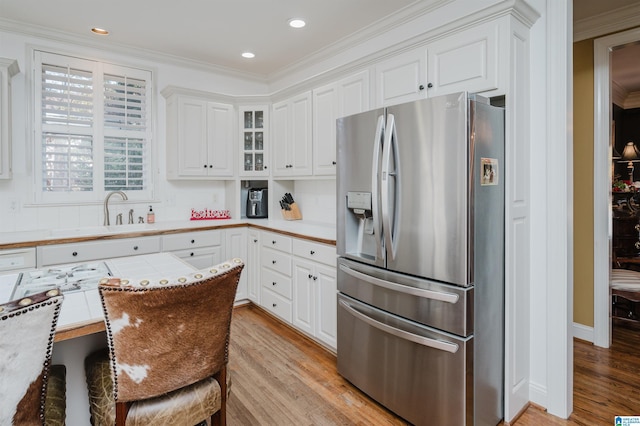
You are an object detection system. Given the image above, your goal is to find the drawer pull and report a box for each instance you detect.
[72,251,78,257]
[310,250,315,255]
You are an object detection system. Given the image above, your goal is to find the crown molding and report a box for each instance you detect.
[574,3,640,42]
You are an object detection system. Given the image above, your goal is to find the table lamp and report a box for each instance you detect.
[620,141,640,182]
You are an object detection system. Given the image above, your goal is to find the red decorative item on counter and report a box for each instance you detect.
[190,209,231,220]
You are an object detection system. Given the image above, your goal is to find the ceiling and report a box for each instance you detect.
[0,0,426,79]
[0,0,638,85]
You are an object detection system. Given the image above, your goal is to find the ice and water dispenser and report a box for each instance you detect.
[345,191,378,260]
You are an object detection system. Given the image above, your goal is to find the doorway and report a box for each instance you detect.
[593,27,640,348]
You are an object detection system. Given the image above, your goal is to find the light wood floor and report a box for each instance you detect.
[227,304,640,425]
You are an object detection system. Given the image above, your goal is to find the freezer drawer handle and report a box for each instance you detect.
[339,264,459,304]
[339,300,459,354]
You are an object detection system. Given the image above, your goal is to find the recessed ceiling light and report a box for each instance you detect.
[91,27,109,35]
[242,52,255,59]
[288,18,306,29]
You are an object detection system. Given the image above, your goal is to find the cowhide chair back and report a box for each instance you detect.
[0,288,65,426]
[85,258,244,426]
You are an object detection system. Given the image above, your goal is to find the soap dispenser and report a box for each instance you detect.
[147,206,155,224]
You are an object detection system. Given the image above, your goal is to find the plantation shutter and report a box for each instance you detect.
[36,50,153,201]
[41,62,94,192]
[103,74,148,191]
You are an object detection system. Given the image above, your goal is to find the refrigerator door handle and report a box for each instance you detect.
[339,263,459,304]
[339,299,459,353]
[372,114,385,262]
[381,113,399,260]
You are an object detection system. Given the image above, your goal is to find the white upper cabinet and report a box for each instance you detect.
[239,106,269,177]
[375,48,427,107]
[425,20,501,97]
[165,90,235,180]
[0,58,19,180]
[313,70,369,176]
[272,91,312,177]
[375,19,501,107]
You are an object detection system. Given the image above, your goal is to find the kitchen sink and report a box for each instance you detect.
[106,224,157,233]
[48,226,110,237]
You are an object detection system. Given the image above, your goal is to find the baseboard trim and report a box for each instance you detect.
[572,322,594,343]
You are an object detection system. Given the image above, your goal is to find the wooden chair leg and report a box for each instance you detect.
[211,365,227,426]
[115,401,130,426]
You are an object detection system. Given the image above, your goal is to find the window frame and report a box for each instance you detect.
[32,49,155,205]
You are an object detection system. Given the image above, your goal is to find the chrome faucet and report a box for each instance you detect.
[103,191,128,226]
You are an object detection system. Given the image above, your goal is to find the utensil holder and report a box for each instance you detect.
[281,202,302,220]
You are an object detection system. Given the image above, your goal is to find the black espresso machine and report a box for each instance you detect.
[246,188,268,218]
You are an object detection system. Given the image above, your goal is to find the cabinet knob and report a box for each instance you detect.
[133,246,139,250]
[72,251,78,257]
[253,239,258,243]
[190,252,194,257]
[203,165,207,168]
[208,165,213,168]
[635,224,640,232]
[272,240,276,244]
[310,250,315,255]
[419,84,425,90]
[264,165,268,169]
[272,303,277,308]
[313,276,318,281]
[272,281,277,286]
[427,82,433,88]
[308,274,313,279]
[332,161,336,165]
[635,242,640,250]
[191,239,195,244]
[272,260,276,264]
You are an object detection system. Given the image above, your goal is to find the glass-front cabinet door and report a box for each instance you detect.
[239,106,269,177]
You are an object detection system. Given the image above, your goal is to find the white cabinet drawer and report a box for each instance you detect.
[261,267,292,299]
[0,248,36,272]
[292,239,336,266]
[162,230,222,251]
[171,246,222,270]
[37,236,161,266]
[261,287,292,323]
[261,248,291,277]
[261,231,292,253]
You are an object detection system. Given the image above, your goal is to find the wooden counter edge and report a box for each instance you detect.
[54,319,105,342]
[0,222,336,250]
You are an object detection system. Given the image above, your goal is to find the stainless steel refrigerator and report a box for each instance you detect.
[336,91,504,426]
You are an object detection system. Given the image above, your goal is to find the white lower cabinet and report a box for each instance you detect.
[247,230,261,303]
[259,231,293,323]
[37,236,161,267]
[292,239,337,350]
[162,230,223,270]
[224,228,248,301]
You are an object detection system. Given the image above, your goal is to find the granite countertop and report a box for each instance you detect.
[0,219,337,249]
